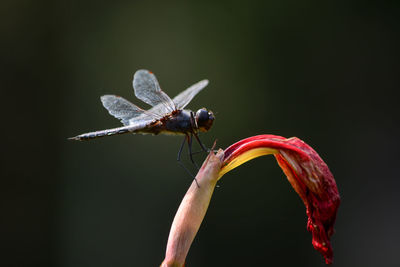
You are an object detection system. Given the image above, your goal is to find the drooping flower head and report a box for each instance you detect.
[162,135,340,266]
[220,135,340,264]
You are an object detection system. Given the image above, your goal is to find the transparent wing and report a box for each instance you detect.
[133,70,176,115]
[172,79,209,110]
[101,95,158,126]
[125,115,157,128]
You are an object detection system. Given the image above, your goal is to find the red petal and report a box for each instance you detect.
[220,135,340,264]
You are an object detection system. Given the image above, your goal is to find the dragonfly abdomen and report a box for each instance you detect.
[69,126,135,141]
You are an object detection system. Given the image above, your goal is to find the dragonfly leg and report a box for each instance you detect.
[188,134,218,155]
[193,133,209,152]
[187,133,200,170]
[177,135,186,162]
[177,135,200,188]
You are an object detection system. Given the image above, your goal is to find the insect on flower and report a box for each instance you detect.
[162,135,340,266]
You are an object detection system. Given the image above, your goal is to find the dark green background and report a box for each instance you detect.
[2,1,399,266]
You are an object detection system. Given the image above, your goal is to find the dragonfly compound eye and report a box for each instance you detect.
[196,108,214,132]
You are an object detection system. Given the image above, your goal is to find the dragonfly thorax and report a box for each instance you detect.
[158,109,192,135]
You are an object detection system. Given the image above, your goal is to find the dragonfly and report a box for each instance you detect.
[69,69,215,169]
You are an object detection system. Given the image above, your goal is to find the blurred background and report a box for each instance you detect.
[1,0,399,266]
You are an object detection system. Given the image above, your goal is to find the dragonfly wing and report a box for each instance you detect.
[101,95,157,125]
[173,79,209,110]
[133,70,176,115]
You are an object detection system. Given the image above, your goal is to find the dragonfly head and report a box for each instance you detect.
[195,108,214,132]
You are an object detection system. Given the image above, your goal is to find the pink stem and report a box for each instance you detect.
[161,149,224,267]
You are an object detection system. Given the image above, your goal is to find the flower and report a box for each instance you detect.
[162,135,340,266]
[220,135,340,264]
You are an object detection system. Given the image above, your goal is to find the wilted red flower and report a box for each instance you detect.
[162,135,340,266]
[220,135,340,264]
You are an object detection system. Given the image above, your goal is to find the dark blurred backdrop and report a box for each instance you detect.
[1,1,399,266]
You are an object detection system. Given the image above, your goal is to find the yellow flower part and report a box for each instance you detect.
[218,147,278,179]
